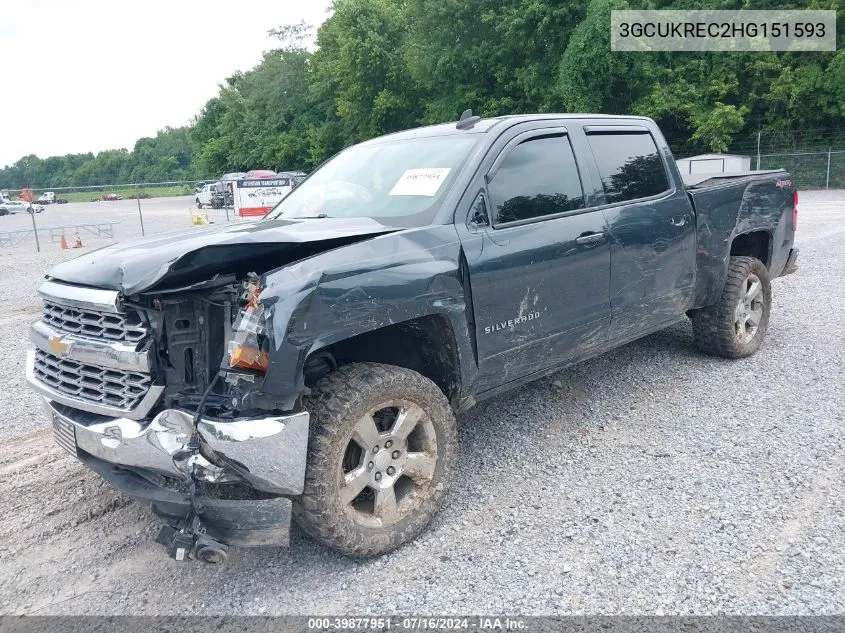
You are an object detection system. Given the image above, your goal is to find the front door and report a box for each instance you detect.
[459,129,611,392]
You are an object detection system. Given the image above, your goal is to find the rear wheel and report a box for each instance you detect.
[293,363,458,556]
[690,256,772,358]
[196,199,202,209]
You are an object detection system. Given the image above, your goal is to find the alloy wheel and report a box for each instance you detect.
[734,273,764,344]
[338,399,438,527]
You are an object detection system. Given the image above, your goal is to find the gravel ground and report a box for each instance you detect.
[0,191,842,615]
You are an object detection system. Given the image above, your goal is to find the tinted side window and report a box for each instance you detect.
[586,132,670,204]
[488,134,585,225]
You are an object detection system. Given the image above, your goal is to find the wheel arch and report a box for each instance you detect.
[304,314,463,408]
[730,230,772,269]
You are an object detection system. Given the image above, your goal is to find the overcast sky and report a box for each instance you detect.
[0,0,333,168]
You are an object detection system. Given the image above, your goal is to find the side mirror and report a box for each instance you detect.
[468,194,490,229]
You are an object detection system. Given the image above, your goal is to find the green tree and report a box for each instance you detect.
[191,25,317,174]
[311,0,421,143]
[557,0,644,114]
[4,0,845,190]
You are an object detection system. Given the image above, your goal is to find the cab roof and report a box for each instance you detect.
[360,113,655,145]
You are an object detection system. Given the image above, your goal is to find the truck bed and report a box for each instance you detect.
[686,168,795,309]
[682,169,785,189]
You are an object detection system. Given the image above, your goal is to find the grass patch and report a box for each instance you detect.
[58,185,195,203]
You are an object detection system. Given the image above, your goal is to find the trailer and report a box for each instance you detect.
[232,176,294,217]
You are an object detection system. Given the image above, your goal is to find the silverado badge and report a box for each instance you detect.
[483,312,541,335]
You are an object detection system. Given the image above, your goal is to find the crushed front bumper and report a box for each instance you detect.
[40,389,309,496]
[80,451,294,548]
[40,393,309,548]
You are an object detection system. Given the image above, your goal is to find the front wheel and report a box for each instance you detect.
[690,256,772,358]
[293,363,458,556]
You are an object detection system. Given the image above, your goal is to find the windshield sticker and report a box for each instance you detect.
[388,168,451,197]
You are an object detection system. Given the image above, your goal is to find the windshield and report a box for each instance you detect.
[265,135,478,226]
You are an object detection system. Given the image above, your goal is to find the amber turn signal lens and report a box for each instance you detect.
[229,345,269,372]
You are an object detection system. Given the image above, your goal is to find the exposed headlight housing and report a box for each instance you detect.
[227,277,270,372]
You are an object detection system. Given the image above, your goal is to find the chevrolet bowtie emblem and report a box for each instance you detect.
[47,334,71,356]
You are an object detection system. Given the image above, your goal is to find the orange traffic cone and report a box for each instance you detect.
[73,233,83,248]
[60,234,69,250]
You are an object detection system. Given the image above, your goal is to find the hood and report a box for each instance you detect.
[47,217,399,295]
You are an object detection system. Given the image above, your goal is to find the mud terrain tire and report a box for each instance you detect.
[690,256,772,359]
[293,363,458,556]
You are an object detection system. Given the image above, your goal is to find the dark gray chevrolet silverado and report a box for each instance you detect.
[27,113,798,562]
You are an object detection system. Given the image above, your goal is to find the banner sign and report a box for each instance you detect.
[233,178,293,217]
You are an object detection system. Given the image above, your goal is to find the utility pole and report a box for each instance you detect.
[29,201,41,253]
[826,147,832,190]
[137,194,146,236]
[24,163,41,252]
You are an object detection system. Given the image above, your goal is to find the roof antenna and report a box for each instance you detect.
[456,109,482,130]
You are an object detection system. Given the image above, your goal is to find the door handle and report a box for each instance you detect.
[669,214,690,227]
[575,232,606,246]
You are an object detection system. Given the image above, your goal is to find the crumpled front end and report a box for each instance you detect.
[25,279,309,561]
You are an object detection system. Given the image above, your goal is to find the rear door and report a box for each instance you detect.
[582,125,696,339]
[457,125,611,391]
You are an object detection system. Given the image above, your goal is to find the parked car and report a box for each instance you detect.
[0,200,45,215]
[26,112,798,563]
[101,193,122,201]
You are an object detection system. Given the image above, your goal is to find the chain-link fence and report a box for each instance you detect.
[1,179,215,204]
[1,143,842,255]
[670,147,844,190]
[755,149,844,190]
[667,126,845,190]
[0,179,231,253]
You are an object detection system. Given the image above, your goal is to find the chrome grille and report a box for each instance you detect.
[34,349,152,411]
[42,300,147,344]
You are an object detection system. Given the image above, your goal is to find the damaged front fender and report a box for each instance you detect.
[257,224,478,407]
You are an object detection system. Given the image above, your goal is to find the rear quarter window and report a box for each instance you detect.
[586,132,670,204]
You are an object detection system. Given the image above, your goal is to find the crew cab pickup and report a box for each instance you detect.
[26,113,798,562]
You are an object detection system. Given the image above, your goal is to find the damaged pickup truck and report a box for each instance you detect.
[27,112,798,562]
